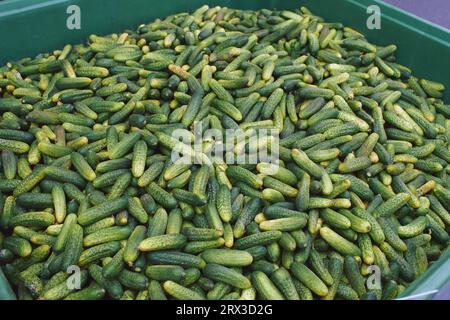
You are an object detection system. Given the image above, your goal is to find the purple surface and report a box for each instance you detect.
[383,0,450,30]
[434,282,450,300]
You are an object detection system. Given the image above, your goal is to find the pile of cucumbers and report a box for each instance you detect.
[0,5,449,300]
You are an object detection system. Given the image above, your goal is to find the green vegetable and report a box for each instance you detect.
[0,4,449,301]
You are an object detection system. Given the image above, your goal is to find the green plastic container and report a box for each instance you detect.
[0,0,449,300]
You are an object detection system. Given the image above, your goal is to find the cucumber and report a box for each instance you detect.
[3,236,32,258]
[259,216,307,232]
[53,213,77,253]
[138,161,165,187]
[118,269,149,291]
[261,88,284,119]
[13,167,46,196]
[107,172,132,200]
[44,166,86,188]
[322,258,344,300]
[295,173,310,211]
[290,262,329,297]
[379,242,415,282]
[251,271,285,300]
[309,248,334,286]
[148,280,167,300]
[0,138,30,154]
[226,166,263,189]
[163,280,205,300]
[146,182,178,209]
[83,226,131,247]
[264,206,308,219]
[320,208,351,229]
[139,234,187,252]
[132,140,147,178]
[16,193,53,209]
[78,197,128,226]
[109,132,141,159]
[10,211,55,229]
[336,283,359,300]
[233,197,262,238]
[93,169,129,189]
[102,248,125,279]
[263,176,298,198]
[339,209,372,233]
[398,216,427,238]
[147,251,206,269]
[78,241,121,267]
[184,238,225,255]
[203,263,251,289]
[319,227,362,257]
[71,152,96,182]
[182,227,223,241]
[43,270,89,300]
[127,197,149,224]
[234,231,282,249]
[201,249,253,267]
[344,256,366,297]
[144,260,186,281]
[291,149,323,179]
[372,193,410,218]
[147,208,168,237]
[61,224,84,271]
[89,264,123,299]
[216,184,233,223]
[172,188,206,206]
[271,267,300,300]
